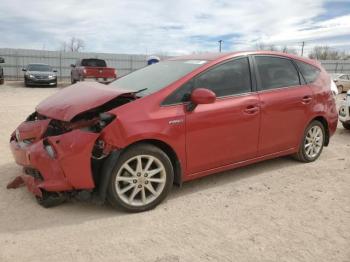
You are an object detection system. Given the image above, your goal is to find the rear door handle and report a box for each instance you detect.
[244,105,259,114]
[302,96,313,104]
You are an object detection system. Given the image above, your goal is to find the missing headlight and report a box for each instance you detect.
[43,139,56,159]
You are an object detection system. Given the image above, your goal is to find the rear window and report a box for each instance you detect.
[294,60,320,83]
[81,59,107,67]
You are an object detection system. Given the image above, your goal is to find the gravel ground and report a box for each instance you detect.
[0,82,349,262]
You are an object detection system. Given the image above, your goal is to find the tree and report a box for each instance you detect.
[281,45,298,55]
[61,37,85,52]
[307,46,349,60]
[255,42,297,55]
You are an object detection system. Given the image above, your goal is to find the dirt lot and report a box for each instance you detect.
[0,82,349,262]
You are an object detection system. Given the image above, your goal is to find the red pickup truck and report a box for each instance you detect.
[70,58,117,84]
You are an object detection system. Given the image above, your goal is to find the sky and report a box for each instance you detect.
[0,0,350,55]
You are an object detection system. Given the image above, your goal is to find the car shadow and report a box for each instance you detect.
[0,155,301,233]
[169,156,300,200]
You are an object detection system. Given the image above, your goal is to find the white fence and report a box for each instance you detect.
[0,48,349,81]
[320,60,350,75]
[0,48,167,81]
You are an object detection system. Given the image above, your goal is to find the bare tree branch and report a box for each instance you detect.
[60,37,85,52]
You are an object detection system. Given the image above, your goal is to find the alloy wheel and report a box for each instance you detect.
[114,155,166,207]
[304,125,324,159]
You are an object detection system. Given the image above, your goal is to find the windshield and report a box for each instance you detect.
[109,60,207,96]
[81,59,107,67]
[27,64,52,72]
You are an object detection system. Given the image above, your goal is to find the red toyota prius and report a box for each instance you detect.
[8,51,338,212]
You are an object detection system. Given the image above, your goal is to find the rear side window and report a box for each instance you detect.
[162,57,252,105]
[81,59,107,67]
[294,60,320,83]
[255,56,300,90]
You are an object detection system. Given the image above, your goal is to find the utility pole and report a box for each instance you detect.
[301,41,305,56]
[218,40,223,52]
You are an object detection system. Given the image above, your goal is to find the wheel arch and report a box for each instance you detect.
[311,116,330,146]
[122,139,183,186]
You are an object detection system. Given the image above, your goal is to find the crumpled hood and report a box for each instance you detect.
[36,82,134,121]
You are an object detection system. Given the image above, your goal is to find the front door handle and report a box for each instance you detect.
[244,105,259,114]
[302,96,313,104]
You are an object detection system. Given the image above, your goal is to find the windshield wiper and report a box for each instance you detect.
[133,88,148,94]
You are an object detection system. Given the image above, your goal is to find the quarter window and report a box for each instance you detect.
[294,60,320,83]
[255,56,300,90]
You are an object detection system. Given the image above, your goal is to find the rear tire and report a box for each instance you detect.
[107,144,174,212]
[0,79,4,85]
[293,120,325,162]
[342,122,350,130]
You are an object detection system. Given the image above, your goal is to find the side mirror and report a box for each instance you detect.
[22,68,27,72]
[70,64,76,67]
[187,88,216,111]
[53,70,57,73]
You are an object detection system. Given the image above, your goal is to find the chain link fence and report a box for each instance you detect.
[0,48,168,81]
[1,48,349,82]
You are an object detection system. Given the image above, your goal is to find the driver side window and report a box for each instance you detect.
[162,57,252,105]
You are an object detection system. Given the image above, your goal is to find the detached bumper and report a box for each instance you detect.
[8,129,99,195]
[7,175,43,197]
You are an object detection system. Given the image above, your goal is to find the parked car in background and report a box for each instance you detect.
[0,57,4,85]
[8,51,338,212]
[339,90,350,130]
[23,64,57,87]
[333,73,350,93]
[70,58,117,84]
[330,79,338,96]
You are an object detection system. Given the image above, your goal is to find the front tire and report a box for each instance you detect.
[293,120,325,162]
[107,144,174,212]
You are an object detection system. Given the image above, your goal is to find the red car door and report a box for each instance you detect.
[184,57,260,174]
[253,55,313,156]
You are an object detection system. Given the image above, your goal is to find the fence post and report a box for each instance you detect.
[59,51,62,82]
[15,50,19,81]
[130,55,133,74]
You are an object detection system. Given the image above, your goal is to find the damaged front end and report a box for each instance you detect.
[8,84,136,207]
